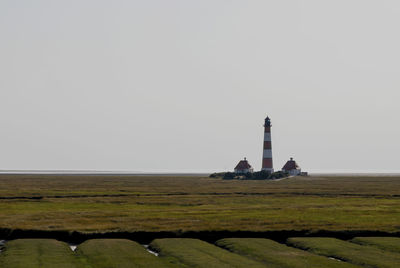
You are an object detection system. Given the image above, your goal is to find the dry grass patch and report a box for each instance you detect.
[0,175,400,232]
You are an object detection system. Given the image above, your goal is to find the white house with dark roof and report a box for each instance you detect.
[234,158,254,174]
[282,157,302,176]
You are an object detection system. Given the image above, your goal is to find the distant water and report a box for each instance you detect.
[0,240,5,253]
[143,245,159,256]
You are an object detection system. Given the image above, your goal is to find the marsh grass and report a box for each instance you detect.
[287,237,400,268]
[150,238,266,267]
[216,238,358,268]
[0,175,399,232]
[0,239,88,268]
[351,237,400,254]
[76,239,174,268]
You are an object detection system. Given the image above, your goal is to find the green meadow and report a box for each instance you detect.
[149,238,266,267]
[351,237,400,254]
[0,174,399,233]
[76,239,174,268]
[2,237,400,267]
[0,239,87,268]
[216,238,357,268]
[287,237,400,268]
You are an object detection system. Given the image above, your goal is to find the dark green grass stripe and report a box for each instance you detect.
[76,239,175,268]
[351,237,400,254]
[0,239,87,268]
[216,238,358,268]
[287,237,400,268]
[150,238,267,268]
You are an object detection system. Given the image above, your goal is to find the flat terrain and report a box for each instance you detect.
[216,238,357,267]
[351,237,400,253]
[287,237,400,268]
[0,174,399,233]
[2,237,400,267]
[76,239,174,268]
[150,238,266,267]
[0,239,86,268]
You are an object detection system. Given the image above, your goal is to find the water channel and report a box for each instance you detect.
[0,240,6,253]
[68,244,77,252]
[143,244,159,256]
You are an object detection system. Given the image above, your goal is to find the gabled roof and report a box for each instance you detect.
[282,158,300,171]
[235,158,252,170]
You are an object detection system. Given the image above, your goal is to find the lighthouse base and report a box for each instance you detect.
[261,168,274,173]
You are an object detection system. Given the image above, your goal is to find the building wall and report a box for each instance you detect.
[288,169,301,176]
[234,168,254,174]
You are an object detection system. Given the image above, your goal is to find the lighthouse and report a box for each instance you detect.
[261,116,274,173]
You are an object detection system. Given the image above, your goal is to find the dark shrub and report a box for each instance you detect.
[213,170,289,180]
[268,171,289,179]
[251,170,270,180]
[209,172,226,178]
[245,172,253,179]
[223,172,235,180]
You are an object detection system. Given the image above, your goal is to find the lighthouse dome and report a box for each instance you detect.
[264,116,271,127]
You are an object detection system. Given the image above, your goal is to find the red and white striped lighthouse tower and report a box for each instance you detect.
[261,116,274,173]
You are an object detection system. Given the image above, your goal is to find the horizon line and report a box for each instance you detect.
[0,169,400,176]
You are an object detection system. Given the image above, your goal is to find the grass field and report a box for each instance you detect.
[287,237,400,268]
[216,238,358,268]
[149,238,266,267]
[76,239,173,268]
[351,237,400,253]
[1,237,400,267]
[0,174,399,232]
[0,239,87,268]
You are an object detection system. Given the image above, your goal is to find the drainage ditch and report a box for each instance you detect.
[0,240,5,254]
[143,245,159,256]
[2,228,399,245]
[68,244,77,252]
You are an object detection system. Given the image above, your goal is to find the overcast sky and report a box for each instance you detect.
[1,1,400,173]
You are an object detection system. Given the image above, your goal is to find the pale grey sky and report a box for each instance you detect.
[1,1,400,173]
